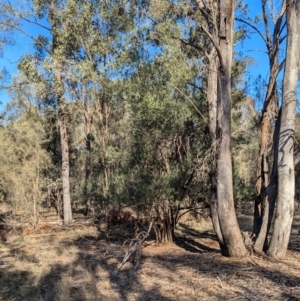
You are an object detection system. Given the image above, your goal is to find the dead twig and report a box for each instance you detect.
[216,276,225,289]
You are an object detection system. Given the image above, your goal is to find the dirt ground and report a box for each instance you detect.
[1,208,300,301]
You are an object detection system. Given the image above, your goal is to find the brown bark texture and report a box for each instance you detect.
[253,0,286,252]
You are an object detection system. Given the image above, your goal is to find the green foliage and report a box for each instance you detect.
[0,101,51,213]
[232,99,258,201]
[0,0,260,228]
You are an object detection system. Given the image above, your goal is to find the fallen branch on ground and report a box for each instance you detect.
[118,221,153,273]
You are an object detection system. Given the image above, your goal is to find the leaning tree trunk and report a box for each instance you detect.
[253,0,285,251]
[266,111,280,236]
[267,0,300,259]
[215,0,247,257]
[254,104,280,252]
[254,92,278,251]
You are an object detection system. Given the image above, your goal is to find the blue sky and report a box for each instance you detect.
[0,0,284,111]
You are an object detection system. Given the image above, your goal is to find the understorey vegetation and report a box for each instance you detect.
[0,0,299,262]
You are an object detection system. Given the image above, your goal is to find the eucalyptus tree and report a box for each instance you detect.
[0,0,75,223]
[10,2,84,222]
[236,0,300,259]
[192,0,248,257]
[236,0,287,252]
[267,0,300,259]
[253,0,286,252]
[2,0,136,222]
[139,0,248,254]
[47,0,74,223]
[59,0,140,215]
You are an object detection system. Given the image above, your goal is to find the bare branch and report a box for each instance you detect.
[272,0,286,46]
[18,15,51,31]
[0,21,50,55]
[235,17,267,45]
[262,0,272,51]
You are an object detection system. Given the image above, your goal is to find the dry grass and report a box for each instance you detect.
[0,210,300,301]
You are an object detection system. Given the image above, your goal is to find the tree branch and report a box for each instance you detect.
[195,21,225,72]
[18,15,51,31]
[168,81,208,123]
[235,17,267,45]
[0,21,50,55]
[262,0,272,51]
[177,37,203,52]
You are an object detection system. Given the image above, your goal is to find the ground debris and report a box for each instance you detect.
[0,215,300,301]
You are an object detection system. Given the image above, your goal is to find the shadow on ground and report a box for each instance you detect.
[1,222,300,301]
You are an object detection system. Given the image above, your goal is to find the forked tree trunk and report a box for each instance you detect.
[253,0,286,251]
[196,0,246,257]
[267,0,300,259]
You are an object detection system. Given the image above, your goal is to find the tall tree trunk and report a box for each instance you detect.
[266,110,280,236]
[254,105,280,251]
[215,0,247,257]
[58,100,73,224]
[235,2,285,244]
[253,0,285,250]
[196,0,246,257]
[253,93,275,238]
[84,100,92,216]
[84,130,92,216]
[207,52,226,253]
[50,0,72,224]
[96,98,110,207]
[254,93,278,251]
[267,0,300,259]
